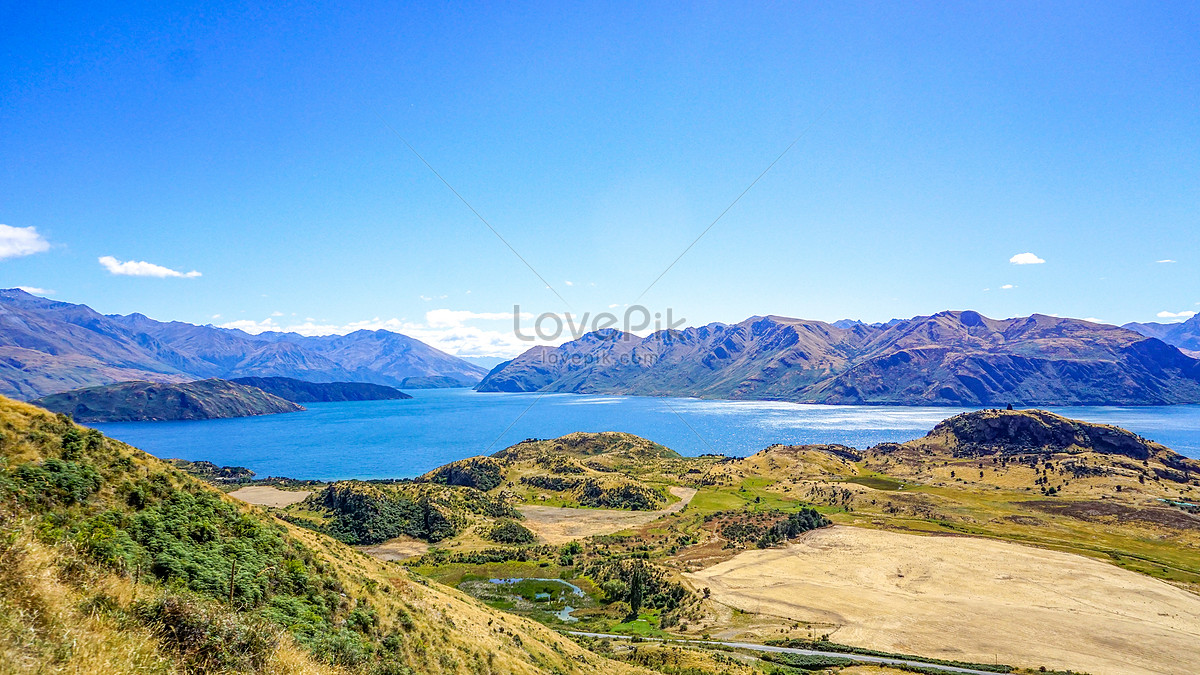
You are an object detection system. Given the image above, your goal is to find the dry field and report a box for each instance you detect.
[519,486,697,544]
[228,485,313,507]
[359,536,430,561]
[687,526,1200,675]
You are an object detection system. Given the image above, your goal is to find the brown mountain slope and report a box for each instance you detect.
[478,311,1200,405]
[0,288,485,397]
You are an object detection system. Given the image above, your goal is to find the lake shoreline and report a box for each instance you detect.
[94,390,1200,481]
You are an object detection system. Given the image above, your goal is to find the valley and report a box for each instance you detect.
[205,407,1200,674]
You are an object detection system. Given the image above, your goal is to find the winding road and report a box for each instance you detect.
[566,631,1008,675]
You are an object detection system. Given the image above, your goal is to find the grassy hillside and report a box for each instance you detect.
[0,395,661,675]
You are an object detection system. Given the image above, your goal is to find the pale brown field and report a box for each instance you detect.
[519,486,697,544]
[359,536,430,561]
[687,526,1200,675]
[228,485,312,507]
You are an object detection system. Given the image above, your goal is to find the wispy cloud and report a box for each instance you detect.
[1009,252,1045,265]
[1000,284,1016,290]
[219,309,548,357]
[15,286,54,295]
[1156,259,1177,264]
[99,256,201,278]
[0,225,51,260]
[1156,310,1197,321]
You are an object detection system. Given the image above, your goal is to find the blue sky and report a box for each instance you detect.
[2,2,1197,356]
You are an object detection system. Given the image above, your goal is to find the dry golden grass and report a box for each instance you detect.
[1,533,177,675]
[518,487,696,545]
[357,536,429,561]
[227,485,312,507]
[688,525,1200,675]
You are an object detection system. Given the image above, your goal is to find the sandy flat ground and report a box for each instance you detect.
[519,486,697,545]
[359,537,430,561]
[687,526,1200,675]
[228,485,312,507]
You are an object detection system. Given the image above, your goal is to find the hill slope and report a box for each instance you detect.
[228,376,412,402]
[0,288,486,398]
[478,312,1200,405]
[30,379,305,422]
[0,395,653,675]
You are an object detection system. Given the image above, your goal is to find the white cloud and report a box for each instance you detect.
[1009,252,1045,265]
[0,225,51,260]
[15,286,54,295]
[1001,284,1016,290]
[99,255,200,278]
[217,308,572,357]
[219,318,279,333]
[1157,259,1177,264]
[270,311,284,317]
[1082,317,1104,324]
[1156,310,1197,321]
[564,280,574,286]
[210,314,222,319]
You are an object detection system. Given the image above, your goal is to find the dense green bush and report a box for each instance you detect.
[755,508,830,548]
[313,483,458,544]
[488,519,536,544]
[574,478,665,511]
[761,652,853,670]
[14,458,100,506]
[584,558,688,616]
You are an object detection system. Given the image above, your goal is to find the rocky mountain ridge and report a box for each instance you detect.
[478,311,1200,405]
[0,288,485,398]
[1125,314,1200,357]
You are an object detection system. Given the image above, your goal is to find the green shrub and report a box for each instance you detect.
[488,519,535,544]
[14,458,100,506]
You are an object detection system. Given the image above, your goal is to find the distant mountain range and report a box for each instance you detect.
[227,376,412,403]
[0,289,486,399]
[477,311,1200,406]
[1123,314,1200,357]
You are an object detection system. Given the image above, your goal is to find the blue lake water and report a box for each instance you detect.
[92,389,1200,480]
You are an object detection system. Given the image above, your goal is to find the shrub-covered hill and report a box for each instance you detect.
[0,395,654,675]
[430,432,680,512]
[29,378,304,422]
[284,480,519,546]
[493,432,681,464]
[897,409,1200,479]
